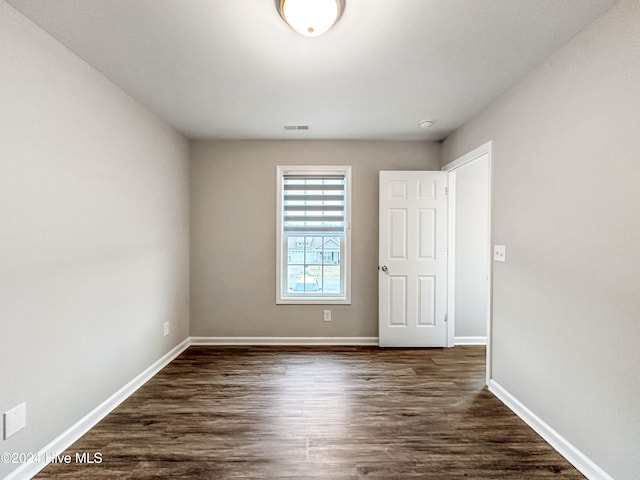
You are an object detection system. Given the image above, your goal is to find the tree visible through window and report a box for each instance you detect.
[276,166,351,304]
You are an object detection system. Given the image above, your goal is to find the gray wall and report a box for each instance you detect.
[0,3,190,477]
[190,140,439,338]
[453,156,489,340]
[441,0,640,478]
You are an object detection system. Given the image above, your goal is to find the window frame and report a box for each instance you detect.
[276,165,352,305]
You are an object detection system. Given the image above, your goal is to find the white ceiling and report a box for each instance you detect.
[7,0,617,141]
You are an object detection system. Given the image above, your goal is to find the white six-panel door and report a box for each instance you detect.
[379,171,448,347]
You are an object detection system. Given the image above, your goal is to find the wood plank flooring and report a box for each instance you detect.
[36,346,585,479]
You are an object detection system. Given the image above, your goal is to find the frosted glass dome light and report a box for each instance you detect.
[278,0,345,37]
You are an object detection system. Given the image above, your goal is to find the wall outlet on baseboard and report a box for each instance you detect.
[323,310,332,322]
[163,322,170,336]
[4,402,26,439]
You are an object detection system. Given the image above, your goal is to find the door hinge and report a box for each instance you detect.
[444,186,448,196]
[444,313,448,323]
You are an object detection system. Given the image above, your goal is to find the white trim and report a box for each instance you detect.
[443,140,494,385]
[3,339,190,480]
[488,380,614,480]
[441,141,492,172]
[446,172,457,348]
[486,145,494,386]
[454,336,487,345]
[273,298,351,305]
[189,336,379,346]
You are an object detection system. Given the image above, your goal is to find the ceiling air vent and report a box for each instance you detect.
[283,124,310,131]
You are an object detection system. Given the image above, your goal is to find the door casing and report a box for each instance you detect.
[442,141,493,384]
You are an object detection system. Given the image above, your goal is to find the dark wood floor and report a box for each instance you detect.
[36,346,584,479]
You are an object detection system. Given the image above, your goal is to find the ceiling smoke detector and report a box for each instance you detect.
[419,120,434,128]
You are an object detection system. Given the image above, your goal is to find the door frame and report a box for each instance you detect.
[442,141,493,385]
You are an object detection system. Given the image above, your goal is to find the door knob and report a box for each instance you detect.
[380,265,388,273]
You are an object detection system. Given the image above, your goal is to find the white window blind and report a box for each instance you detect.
[276,165,352,305]
[282,175,346,236]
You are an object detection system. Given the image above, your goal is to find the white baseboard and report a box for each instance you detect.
[4,339,190,480]
[488,380,613,480]
[189,336,379,346]
[454,336,487,345]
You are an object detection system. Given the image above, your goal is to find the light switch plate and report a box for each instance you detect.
[4,402,26,439]
[493,245,506,262]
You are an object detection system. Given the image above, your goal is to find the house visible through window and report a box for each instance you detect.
[276,166,351,304]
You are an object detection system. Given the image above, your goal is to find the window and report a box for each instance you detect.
[276,165,351,304]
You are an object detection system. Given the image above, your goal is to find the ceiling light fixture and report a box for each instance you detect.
[277,0,345,37]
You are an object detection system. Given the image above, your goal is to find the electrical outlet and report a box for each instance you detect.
[323,310,332,322]
[493,245,506,262]
[163,322,170,336]
[4,402,26,439]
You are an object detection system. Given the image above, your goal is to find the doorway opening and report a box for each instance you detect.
[442,141,493,384]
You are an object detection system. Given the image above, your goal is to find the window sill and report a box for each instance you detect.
[277,297,351,305]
